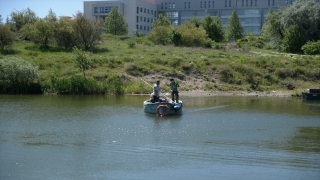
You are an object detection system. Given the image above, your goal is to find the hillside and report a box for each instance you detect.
[1,35,320,96]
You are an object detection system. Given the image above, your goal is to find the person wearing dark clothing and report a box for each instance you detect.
[169,78,179,103]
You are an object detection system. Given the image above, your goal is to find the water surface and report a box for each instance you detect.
[0,95,319,180]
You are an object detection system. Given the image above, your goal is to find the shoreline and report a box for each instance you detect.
[178,90,294,97]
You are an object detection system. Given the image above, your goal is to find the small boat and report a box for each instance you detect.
[302,89,320,100]
[143,99,183,116]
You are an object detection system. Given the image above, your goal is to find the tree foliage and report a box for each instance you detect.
[261,0,320,53]
[188,16,202,28]
[225,10,243,41]
[73,46,92,78]
[152,13,171,28]
[177,21,207,47]
[202,15,224,42]
[72,12,102,50]
[104,7,128,35]
[0,24,16,50]
[54,19,76,50]
[148,26,171,45]
[9,8,38,32]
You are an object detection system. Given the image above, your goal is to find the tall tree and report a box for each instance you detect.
[72,12,102,50]
[282,24,305,53]
[152,13,171,28]
[260,8,283,46]
[202,15,224,42]
[9,8,38,32]
[225,10,243,41]
[104,7,128,35]
[54,19,76,50]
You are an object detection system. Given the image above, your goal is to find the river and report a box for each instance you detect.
[0,95,319,180]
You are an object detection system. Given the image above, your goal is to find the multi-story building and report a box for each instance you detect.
[83,0,304,36]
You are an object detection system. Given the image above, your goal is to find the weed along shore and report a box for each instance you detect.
[1,35,319,96]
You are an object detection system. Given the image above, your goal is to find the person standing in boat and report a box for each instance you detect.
[152,80,161,103]
[169,78,179,103]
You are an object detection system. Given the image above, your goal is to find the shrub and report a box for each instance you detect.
[301,41,320,55]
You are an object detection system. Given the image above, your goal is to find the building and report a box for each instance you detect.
[83,0,300,36]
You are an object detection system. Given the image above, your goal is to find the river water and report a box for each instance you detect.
[0,95,319,180]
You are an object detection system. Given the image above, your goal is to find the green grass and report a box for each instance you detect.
[1,34,320,95]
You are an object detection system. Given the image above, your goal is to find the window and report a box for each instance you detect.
[136,25,138,30]
[154,11,157,17]
[225,0,227,7]
[268,0,270,6]
[140,8,142,12]
[165,3,167,9]
[200,1,203,8]
[144,8,146,13]
[144,17,146,22]
[140,16,142,21]
[151,10,153,15]
[213,1,215,7]
[204,1,207,8]
[147,18,149,22]
[161,3,163,9]
[208,1,211,8]
[137,7,139,14]
[144,26,146,30]
[229,0,231,7]
[188,2,191,8]
[255,0,257,6]
[147,26,149,31]
[140,25,142,30]
[184,2,187,9]
[94,7,98,13]
[242,0,244,6]
[272,0,274,5]
[246,0,248,6]
[250,0,253,6]
[169,2,171,9]
[173,2,175,8]
[136,16,139,22]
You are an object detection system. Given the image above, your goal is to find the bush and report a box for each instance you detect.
[301,41,320,55]
[0,56,40,93]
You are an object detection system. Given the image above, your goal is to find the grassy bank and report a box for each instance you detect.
[1,35,320,95]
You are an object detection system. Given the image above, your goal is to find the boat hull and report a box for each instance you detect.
[143,100,183,115]
[302,92,320,100]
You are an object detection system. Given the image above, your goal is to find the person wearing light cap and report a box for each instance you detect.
[152,79,161,103]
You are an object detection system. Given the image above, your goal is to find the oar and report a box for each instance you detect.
[140,78,171,102]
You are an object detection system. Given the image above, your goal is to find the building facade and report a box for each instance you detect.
[83,0,302,36]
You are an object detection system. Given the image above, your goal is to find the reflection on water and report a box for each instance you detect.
[0,95,320,180]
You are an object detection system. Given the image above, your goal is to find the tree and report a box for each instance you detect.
[260,8,284,49]
[152,13,171,28]
[202,15,224,42]
[188,16,202,28]
[177,21,208,47]
[0,24,16,50]
[104,7,128,35]
[19,18,53,48]
[9,8,38,32]
[72,12,102,50]
[225,10,243,41]
[54,19,76,50]
[148,26,171,45]
[73,46,92,78]
[282,24,305,53]
[280,0,320,41]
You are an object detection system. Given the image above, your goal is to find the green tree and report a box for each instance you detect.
[0,24,16,50]
[54,19,76,50]
[148,26,171,45]
[9,8,38,32]
[282,24,305,53]
[280,0,320,41]
[73,46,92,78]
[177,21,207,47]
[72,12,102,50]
[152,13,171,28]
[225,10,243,41]
[169,28,182,46]
[260,8,284,49]
[188,16,202,28]
[104,7,128,35]
[19,18,53,48]
[202,15,224,42]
